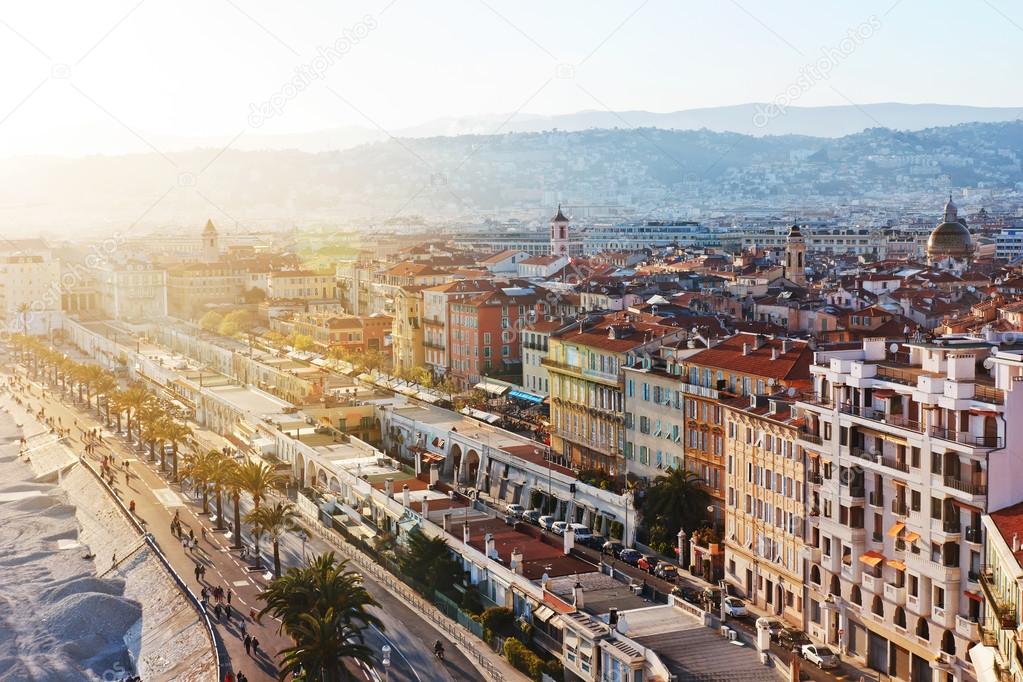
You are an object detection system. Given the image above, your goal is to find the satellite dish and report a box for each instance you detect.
[786,387,797,397]
[889,343,899,354]
[983,357,994,370]
[768,378,776,387]
[992,345,1000,355]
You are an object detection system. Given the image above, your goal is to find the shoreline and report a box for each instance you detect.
[0,384,218,681]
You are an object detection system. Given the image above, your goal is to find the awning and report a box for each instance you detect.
[965,591,984,603]
[952,499,984,513]
[886,559,906,571]
[859,551,885,567]
[873,389,898,399]
[475,380,510,397]
[891,479,907,487]
[970,408,999,417]
[887,522,905,537]
[533,605,555,623]
[564,631,579,650]
[508,389,544,404]
[904,531,920,543]
[969,645,998,682]
[807,451,819,459]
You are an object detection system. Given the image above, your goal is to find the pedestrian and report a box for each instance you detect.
[243,634,252,655]
[201,527,207,542]
[200,565,207,579]
[251,638,260,656]
[189,528,195,543]
[240,621,247,639]
[223,671,234,682]
[226,588,233,605]
[225,603,232,622]
[237,673,247,682]
[214,603,222,619]
[194,564,201,582]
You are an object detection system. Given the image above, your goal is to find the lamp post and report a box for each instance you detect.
[381,644,391,682]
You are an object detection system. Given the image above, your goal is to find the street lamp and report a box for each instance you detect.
[381,644,391,682]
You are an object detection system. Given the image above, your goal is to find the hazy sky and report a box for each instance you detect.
[2,0,1021,157]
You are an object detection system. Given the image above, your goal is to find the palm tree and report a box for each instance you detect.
[260,552,382,681]
[16,303,30,334]
[137,401,164,461]
[181,449,217,514]
[235,459,285,512]
[246,502,301,577]
[94,373,117,418]
[641,468,712,548]
[209,453,238,532]
[121,383,153,444]
[163,420,193,481]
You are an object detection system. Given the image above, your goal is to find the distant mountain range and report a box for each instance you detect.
[3,117,1022,236]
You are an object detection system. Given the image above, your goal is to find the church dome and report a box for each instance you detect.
[926,220,972,259]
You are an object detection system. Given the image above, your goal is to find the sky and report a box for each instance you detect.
[1,0,1022,157]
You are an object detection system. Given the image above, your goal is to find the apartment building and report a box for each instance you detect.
[680,333,813,526]
[448,287,539,390]
[270,312,391,352]
[977,502,1023,682]
[546,312,684,477]
[391,286,424,374]
[267,270,335,301]
[722,395,808,629]
[0,254,62,334]
[95,259,168,321]
[796,336,1023,682]
[521,318,560,396]
[421,280,496,379]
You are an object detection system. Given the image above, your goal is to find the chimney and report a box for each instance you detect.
[608,607,619,626]
[463,522,470,545]
[443,511,451,532]
[771,348,778,360]
[573,581,585,610]
[510,548,524,575]
[402,483,411,508]
[563,526,575,555]
[742,343,750,356]
[1014,533,1020,553]
[485,532,496,559]
[421,497,429,517]
[429,463,439,486]
[384,478,394,497]
[781,339,790,354]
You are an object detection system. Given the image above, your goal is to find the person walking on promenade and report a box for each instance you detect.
[226,588,233,605]
[250,638,260,657]
[214,603,222,620]
[243,634,252,656]
[224,604,232,623]
[194,564,201,582]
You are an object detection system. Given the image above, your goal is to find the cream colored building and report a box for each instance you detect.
[268,270,335,301]
[391,286,424,373]
[723,395,807,628]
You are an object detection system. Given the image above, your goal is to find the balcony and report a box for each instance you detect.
[799,429,823,446]
[872,531,884,543]
[808,472,824,485]
[944,475,988,497]
[806,546,822,564]
[869,491,884,507]
[862,573,881,593]
[885,583,907,606]
[839,401,924,434]
[965,526,983,544]
[980,570,1018,629]
[974,384,1005,405]
[929,426,1002,449]
[853,447,911,474]
[955,614,981,641]
[847,485,865,500]
[931,517,961,537]
[932,604,956,629]
[891,500,909,517]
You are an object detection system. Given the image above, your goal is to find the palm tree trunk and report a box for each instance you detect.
[159,441,167,471]
[216,490,225,531]
[273,540,281,577]
[232,493,242,549]
[201,484,209,514]
[172,443,179,481]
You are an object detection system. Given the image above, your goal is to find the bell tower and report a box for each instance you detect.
[550,204,570,257]
[201,219,219,263]
[784,224,806,285]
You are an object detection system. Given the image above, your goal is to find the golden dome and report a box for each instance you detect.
[926,221,972,259]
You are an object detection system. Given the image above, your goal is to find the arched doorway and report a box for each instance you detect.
[450,444,463,480]
[295,452,306,487]
[464,449,481,486]
[941,630,956,655]
[316,469,327,489]
[329,476,341,493]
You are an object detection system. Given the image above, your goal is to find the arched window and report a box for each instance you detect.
[916,617,930,640]
[941,630,956,655]
[894,607,906,629]
[810,566,821,585]
[830,575,841,596]
[850,585,862,606]
[871,595,883,616]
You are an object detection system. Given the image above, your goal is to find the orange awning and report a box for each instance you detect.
[891,479,908,487]
[969,409,999,417]
[859,551,885,567]
[904,531,920,543]
[887,522,905,537]
[807,451,820,459]
[873,389,898,399]
[886,559,907,571]
[965,591,984,603]
[951,499,984,513]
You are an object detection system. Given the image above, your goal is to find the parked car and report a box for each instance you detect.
[619,549,642,566]
[602,541,625,558]
[636,555,657,572]
[722,596,747,617]
[567,523,591,540]
[506,504,525,518]
[653,561,679,581]
[580,533,606,550]
[801,644,840,669]
[777,627,811,649]
[551,521,568,536]
[538,515,556,531]
[522,509,542,525]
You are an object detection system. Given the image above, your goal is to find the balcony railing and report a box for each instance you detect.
[876,365,919,385]
[839,402,924,433]
[869,491,884,507]
[891,500,909,517]
[800,429,823,446]
[944,475,988,496]
[808,472,823,485]
[966,526,983,543]
[930,426,1002,449]
[980,570,1018,629]
[975,384,1006,405]
[851,447,911,474]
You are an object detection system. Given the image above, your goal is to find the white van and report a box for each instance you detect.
[567,523,592,540]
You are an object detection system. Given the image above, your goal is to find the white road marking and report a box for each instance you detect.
[232,580,249,587]
[153,488,185,507]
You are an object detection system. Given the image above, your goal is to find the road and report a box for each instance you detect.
[10,361,475,682]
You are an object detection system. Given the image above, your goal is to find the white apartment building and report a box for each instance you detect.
[796,335,1023,682]
[520,320,558,396]
[0,254,62,334]
[96,259,169,321]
